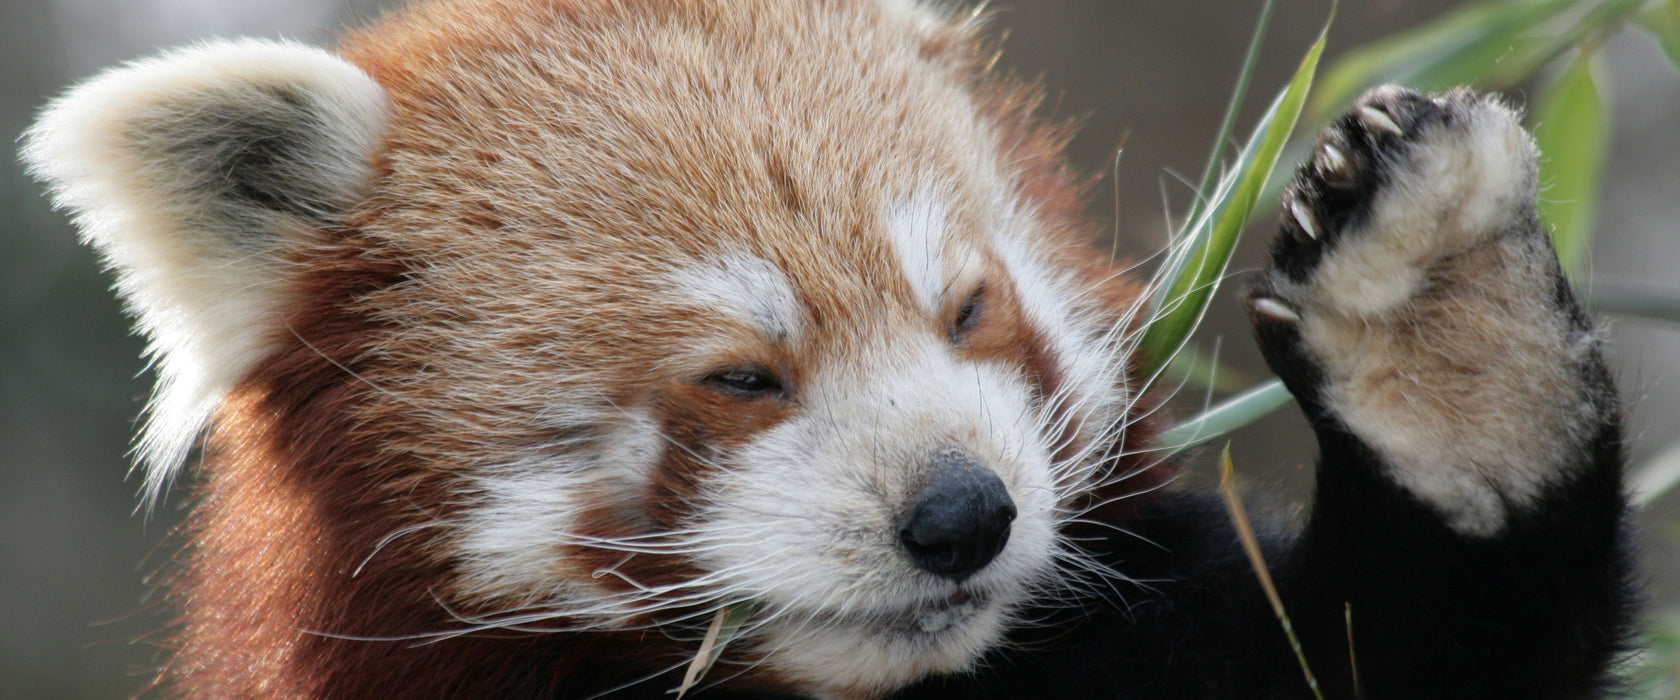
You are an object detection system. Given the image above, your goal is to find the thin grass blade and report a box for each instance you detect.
[1140,19,1328,375]
[1185,0,1276,231]
[1590,283,1680,324]
[1217,446,1323,700]
[674,603,756,698]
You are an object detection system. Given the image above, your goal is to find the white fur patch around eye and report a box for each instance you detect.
[666,252,805,344]
[886,188,955,314]
[992,213,1132,445]
[21,39,389,504]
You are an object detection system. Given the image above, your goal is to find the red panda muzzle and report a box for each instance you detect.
[898,451,1017,581]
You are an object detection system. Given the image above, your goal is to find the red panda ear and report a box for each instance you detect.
[21,39,388,503]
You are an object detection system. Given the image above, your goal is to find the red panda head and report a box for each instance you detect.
[24,0,1164,696]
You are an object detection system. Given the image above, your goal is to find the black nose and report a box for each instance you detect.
[898,453,1017,581]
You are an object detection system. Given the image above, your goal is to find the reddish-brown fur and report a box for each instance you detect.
[144,0,1170,696]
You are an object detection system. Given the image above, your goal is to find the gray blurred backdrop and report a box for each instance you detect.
[3,1,1675,696]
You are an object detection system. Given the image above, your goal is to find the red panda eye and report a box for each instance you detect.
[705,367,785,398]
[950,287,984,343]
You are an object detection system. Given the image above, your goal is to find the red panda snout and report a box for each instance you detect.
[667,327,1067,694]
[898,450,1018,581]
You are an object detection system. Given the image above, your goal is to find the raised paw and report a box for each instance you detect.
[1246,86,1603,538]
[1258,85,1542,319]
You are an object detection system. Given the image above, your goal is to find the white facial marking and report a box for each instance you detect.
[993,208,1134,463]
[887,188,955,313]
[455,406,664,607]
[667,252,805,343]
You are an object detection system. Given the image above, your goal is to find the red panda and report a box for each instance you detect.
[23,1,1633,698]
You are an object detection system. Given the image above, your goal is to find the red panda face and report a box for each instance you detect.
[380,196,1134,692]
[24,0,1158,696]
[434,240,1068,685]
[351,114,1139,695]
[326,3,1150,691]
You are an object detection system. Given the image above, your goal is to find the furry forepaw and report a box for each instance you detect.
[1247,86,1602,538]
[1255,85,1539,320]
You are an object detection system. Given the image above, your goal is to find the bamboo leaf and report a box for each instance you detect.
[1591,282,1680,324]
[1163,343,1254,394]
[1312,0,1576,117]
[1533,49,1608,277]
[1309,0,1649,119]
[1140,20,1328,375]
[1186,0,1277,232]
[1160,379,1293,453]
[1636,0,1680,74]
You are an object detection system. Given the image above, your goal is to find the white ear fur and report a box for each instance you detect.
[21,39,388,503]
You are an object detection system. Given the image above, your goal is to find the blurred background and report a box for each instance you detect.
[3,0,1675,696]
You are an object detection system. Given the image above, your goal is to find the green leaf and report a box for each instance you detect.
[1532,49,1608,277]
[1312,0,1576,117]
[1160,379,1293,453]
[1310,0,1647,119]
[1139,18,1328,377]
[1162,344,1254,394]
[1590,282,1680,324]
[1636,0,1680,74]
[1186,0,1277,232]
